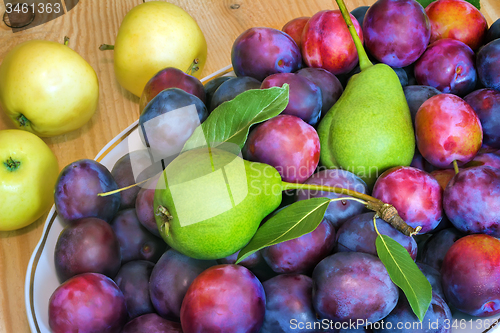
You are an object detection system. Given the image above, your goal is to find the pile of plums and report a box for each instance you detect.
[47,0,500,332]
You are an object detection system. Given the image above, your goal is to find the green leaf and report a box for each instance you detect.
[416,0,480,9]
[182,84,289,152]
[376,234,433,322]
[236,197,330,264]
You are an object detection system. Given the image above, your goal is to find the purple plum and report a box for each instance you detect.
[54,217,121,283]
[135,174,161,236]
[203,75,233,111]
[465,151,500,169]
[414,38,477,96]
[54,159,121,223]
[403,85,441,126]
[486,18,500,44]
[231,27,302,81]
[48,273,127,333]
[416,262,445,301]
[476,35,500,91]
[217,249,276,282]
[351,6,370,27]
[443,166,500,237]
[261,73,322,125]
[464,88,500,149]
[296,67,343,116]
[363,0,431,68]
[420,227,464,271]
[121,313,182,333]
[209,76,261,111]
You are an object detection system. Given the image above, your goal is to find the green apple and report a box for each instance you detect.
[0,40,99,137]
[112,1,207,97]
[0,129,59,231]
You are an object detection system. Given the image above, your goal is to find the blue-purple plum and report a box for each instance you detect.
[180,264,266,333]
[149,249,216,320]
[231,27,302,81]
[217,249,276,282]
[48,273,127,333]
[403,85,441,126]
[121,313,182,333]
[260,274,320,333]
[441,234,500,316]
[363,0,431,68]
[312,252,399,323]
[371,292,451,333]
[464,88,500,149]
[336,212,418,260]
[262,218,336,274]
[296,169,368,228]
[203,76,233,111]
[443,166,500,237]
[416,262,445,301]
[114,260,155,319]
[54,217,121,283]
[415,38,477,96]
[296,67,343,116]
[477,39,500,91]
[486,18,500,44]
[351,6,370,27]
[209,76,261,111]
[111,208,167,263]
[54,159,121,223]
[243,115,320,183]
[420,227,464,270]
[261,73,322,125]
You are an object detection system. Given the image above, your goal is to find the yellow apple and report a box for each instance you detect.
[113,1,208,97]
[0,129,59,231]
[0,40,99,137]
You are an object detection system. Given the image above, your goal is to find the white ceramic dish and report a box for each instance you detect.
[24,64,500,333]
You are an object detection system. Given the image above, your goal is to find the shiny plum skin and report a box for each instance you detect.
[262,218,336,274]
[302,10,364,75]
[414,39,477,96]
[139,88,208,163]
[54,159,121,223]
[296,67,344,115]
[373,166,443,233]
[415,94,483,168]
[282,17,310,49]
[363,0,430,68]
[54,217,121,283]
[466,152,500,169]
[217,249,276,282]
[180,264,266,333]
[443,166,500,237]
[204,76,233,111]
[261,73,322,125]
[260,274,320,333]
[111,150,162,210]
[114,260,155,319]
[312,252,399,323]
[464,89,500,149]
[403,85,441,126]
[48,273,127,333]
[139,67,206,112]
[296,169,368,228]
[441,234,500,316]
[372,292,451,333]
[135,175,161,237]
[111,208,167,263]
[149,249,217,320]
[243,115,320,183]
[421,227,464,270]
[351,6,370,27]
[476,39,500,91]
[486,18,500,43]
[416,262,446,301]
[336,212,418,260]
[231,27,302,81]
[121,313,183,333]
[210,76,261,111]
[425,0,487,51]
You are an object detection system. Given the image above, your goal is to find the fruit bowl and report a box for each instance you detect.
[24,64,500,333]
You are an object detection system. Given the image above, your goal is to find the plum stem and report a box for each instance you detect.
[4,157,21,171]
[334,0,372,71]
[185,58,200,75]
[453,160,459,174]
[281,182,419,236]
[97,178,150,196]
[99,44,114,51]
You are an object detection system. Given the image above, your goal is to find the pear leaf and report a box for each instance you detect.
[376,234,432,322]
[236,197,330,264]
[416,0,479,9]
[182,84,289,152]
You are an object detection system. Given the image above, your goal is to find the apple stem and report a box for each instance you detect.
[453,160,459,174]
[64,36,70,46]
[185,58,200,76]
[281,181,419,236]
[99,44,115,51]
[4,157,21,171]
[17,114,30,128]
[334,0,372,71]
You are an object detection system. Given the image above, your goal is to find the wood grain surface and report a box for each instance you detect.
[0,0,499,332]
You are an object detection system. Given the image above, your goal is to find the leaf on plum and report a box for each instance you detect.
[236,197,330,264]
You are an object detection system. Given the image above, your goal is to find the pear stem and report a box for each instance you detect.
[453,160,459,174]
[334,0,372,71]
[99,44,115,51]
[185,58,200,76]
[281,181,419,237]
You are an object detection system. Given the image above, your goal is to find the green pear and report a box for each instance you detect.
[154,147,282,260]
[318,0,415,187]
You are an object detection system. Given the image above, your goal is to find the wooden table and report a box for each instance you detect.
[0,0,499,332]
